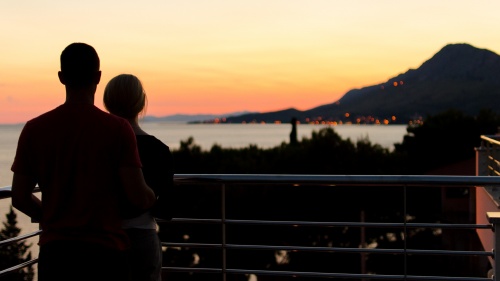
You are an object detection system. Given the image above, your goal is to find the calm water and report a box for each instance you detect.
[145,122,408,151]
[0,122,408,187]
[0,122,408,262]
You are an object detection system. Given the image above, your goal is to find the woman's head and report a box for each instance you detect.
[103,74,147,120]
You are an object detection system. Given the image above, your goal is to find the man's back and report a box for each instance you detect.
[12,103,141,250]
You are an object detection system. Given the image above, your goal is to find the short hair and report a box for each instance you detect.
[103,74,147,120]
[60,43,100,88]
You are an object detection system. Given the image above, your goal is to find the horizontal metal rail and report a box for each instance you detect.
[0,186,12,200]
[174,174,500,186]
[162,267,492,281]
[166,217,493,229]
[0,259,38,278]
[0,230,42,247]
[0,186,40,200]
[2,174,500,196]
[162,242,493,257]
[481,135,500,147]
[481,135,500,177]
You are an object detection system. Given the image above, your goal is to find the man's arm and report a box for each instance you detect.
[11,173,42,222]
[119,167,156,210]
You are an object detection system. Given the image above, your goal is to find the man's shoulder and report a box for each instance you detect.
[26,104,129,132]
[88,108,136,138]
[24,105,64,127]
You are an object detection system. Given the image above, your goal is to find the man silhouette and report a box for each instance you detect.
[11,42,156,281]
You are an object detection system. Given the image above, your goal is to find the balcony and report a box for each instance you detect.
[2,135,500,280]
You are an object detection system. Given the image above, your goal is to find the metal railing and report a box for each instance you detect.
[480,135,500,176]
[2,175,500,280]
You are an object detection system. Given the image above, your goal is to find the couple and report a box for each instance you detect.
[11,42,173,281]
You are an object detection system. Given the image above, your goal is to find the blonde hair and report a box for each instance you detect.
[103,74,147,120]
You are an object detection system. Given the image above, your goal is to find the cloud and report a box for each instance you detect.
[4,96,16,104]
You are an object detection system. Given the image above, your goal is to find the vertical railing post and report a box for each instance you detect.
[487,212,500,281]
[221,183,226,281]
[495,144,500,176]
[360,209,366,281]
[403,184,408,280]
[476,141,489,176]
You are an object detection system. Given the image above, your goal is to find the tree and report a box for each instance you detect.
[394,109,500,174]
[0,206,34,281]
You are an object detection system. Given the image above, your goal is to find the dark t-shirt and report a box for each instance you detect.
[136,135,174,220]
[11,103,142,250]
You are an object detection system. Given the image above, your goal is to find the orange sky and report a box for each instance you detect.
[2,1,500,124]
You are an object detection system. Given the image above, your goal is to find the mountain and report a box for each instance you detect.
[143,111,257,123]
[223,43,500,124]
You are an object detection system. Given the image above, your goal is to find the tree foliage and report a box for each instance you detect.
[171,127,405,175]
[0,206,34,281]
[172,109,500,176]
[394,108,500,173]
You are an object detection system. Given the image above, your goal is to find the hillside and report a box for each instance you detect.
[222,43,500,124]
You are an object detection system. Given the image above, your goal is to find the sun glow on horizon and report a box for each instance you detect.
[2,0,500,123]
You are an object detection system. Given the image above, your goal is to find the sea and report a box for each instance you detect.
[0,122,408,269]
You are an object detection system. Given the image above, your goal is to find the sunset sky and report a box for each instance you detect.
[1,0,500,124]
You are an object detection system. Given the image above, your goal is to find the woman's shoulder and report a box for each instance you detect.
[136,135,174,167]
[136,135,171,151]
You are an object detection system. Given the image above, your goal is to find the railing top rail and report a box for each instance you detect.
[174,174,500,186]
[0,186,11,200]
[0,186,40,200]
[2,174,500,198]
[481,135,500,146]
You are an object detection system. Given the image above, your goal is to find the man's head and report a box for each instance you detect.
[58,43,101,89]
